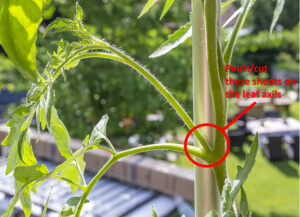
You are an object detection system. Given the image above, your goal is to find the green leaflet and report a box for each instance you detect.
[223,0,255,64]
[50,106,73,159]
[39,105,47,130]
[228,133,259,208]
[76,2,83,22]
[221,179,232,212]
[222,211,235,217]
[43,17,74,37]
[160,0,174,19]
[40,87,55,129]
[2,114,24,146]
[13,103,34,117]
[149,22,191,58]
[138,0,159,18]
[61,156,86,194]
[14,164,48,183]
[152,206,158,217]
[59,196,89,216]
[270,0,285,33]
[66,197,89,206]
[240,187,249,217]
[222,7,242,28]
[27,84,44,103]
[3,114,25,175]
[15,180,32,217]
[46,88,55,127]
[36,105,41,143]
[0,0,42,82]
[204,210,219,217]
[41,187,52,217]
[60,207,74,217]
[89,114,109,144]
[17,130,37,166]
[82,135,90,147]
[221,0,237,8]
[21,108,36,131]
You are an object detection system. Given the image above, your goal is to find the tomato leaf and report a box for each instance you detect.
[204,210,219,217]
[14,164,48,183]
[224,0,256,64]
[240,187,248,217]
[41,187,52,217]
[149,22,191,58]
[17,130,37,166]
[50,106,73,159]
[66,196,89,206]
[59,196,89,216]
[228,133,258,207]
[15,180,32,217]
[89,114,109,144]
[152,205,158,217]
[270,0,285,33]
[221,179,232,212]
[3,114,25,175]
[76,2,83,22]
[221,0,237,8]
[0,0,42,82]
[61,156,85,194]
[160,0,174,20]
[138,0,159,18]
[222,211,235,217]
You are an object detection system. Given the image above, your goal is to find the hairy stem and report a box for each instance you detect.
[53,175,86,190]
[69,50,212,154]
[75,143,211,216]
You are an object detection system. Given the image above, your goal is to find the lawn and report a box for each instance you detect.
[176,146,299,217]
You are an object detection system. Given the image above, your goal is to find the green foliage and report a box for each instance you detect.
[60,156,86,193]
[59,197,89,217]
[239,187,249,217]
[139,0,174,19]
[89,114,109,144]
[160,0,175,20]
[270,0,285,33]
[41,188,52,217]
[37,0,192,144]
[0,0,42,82]
[152,205,159,217]
[14,164,48,183]
[0,1,280,217]
[227,134,258,210]
[139,0,159,18]
[204,210,219,217]
[245,0,298,32]
[150,22,191,58]
[50,106,73,158]
[205,134,259,217]
[224,0,256,64]
[232,24,299,71]
[221,0,237,8]
[15,180,32,217]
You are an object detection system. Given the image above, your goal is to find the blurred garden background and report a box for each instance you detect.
[0,0,299,216]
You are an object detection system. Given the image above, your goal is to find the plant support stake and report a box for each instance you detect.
[191,0,219,216]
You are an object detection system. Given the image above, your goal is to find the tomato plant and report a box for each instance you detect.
[0,0,285,216]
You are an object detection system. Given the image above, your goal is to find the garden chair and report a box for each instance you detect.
[260,135,283,161]
[284,135,299,160]
[228,129,248,149]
